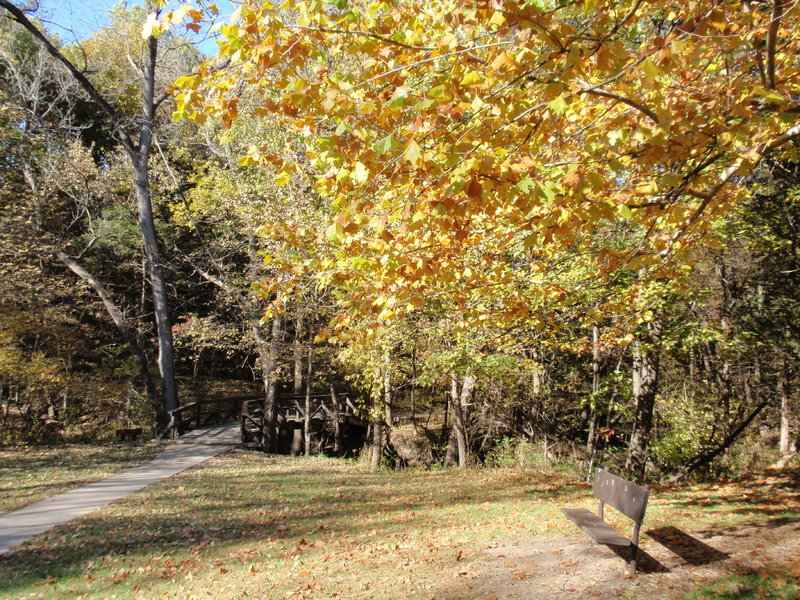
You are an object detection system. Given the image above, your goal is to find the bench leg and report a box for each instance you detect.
[629,521,642,574]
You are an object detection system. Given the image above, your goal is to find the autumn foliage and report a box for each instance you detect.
[168,0,800,333]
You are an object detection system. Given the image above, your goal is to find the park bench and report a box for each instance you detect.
[561,467,650,574]
[115,427,142,442]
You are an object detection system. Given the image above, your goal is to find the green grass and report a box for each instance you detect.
[683,569,800,599]
[0,443,164,515]
[0,451,797,600]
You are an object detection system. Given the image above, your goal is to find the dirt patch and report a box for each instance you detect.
[439,520,800,599]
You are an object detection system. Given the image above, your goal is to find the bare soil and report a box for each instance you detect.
[440,520,800,599]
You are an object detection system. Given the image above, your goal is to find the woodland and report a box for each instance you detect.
[0,0,798,484]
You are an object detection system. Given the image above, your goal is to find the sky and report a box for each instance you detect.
[30,0,237,55]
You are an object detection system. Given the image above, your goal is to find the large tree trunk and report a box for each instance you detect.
[55,251,156,401]
[448,371,475,468]
[259,314,285,452]
[626,318,663,479]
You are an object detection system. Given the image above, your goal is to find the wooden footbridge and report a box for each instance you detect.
[159,391,367,455]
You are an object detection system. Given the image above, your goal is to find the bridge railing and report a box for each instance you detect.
[240,392,360,448]
[159,395,260,440]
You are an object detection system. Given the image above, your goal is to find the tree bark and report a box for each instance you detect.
[370,416,382,472]
[779,351,792,454]
[293,316,304,395]
[261,313,285,452]
[410,342,418,434]
[134,159,176,412]
[304,336,313,456]
[626,318,663,479]
[586,324,601,455]
[449,371,474,468]
[383,361,393,426]
[330,385,342,455]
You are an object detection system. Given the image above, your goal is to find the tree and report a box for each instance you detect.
[0,0,185,413]
[167,0,799,327]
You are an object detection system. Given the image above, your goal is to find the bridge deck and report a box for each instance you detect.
[174,422,241,446]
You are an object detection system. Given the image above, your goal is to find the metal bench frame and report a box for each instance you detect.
[561,468,650,574]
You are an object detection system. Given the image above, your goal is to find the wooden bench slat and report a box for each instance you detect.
[561,508,632,546]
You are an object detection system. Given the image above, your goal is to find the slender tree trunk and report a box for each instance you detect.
[779,351,792,454]
[304,338,313,456]
[626,318,663,479]
[293,317,304,395]
[370,364,383,471]
[383,362,393,426]
[410,342,418,434]
[331,385,342,455]
[528,348,544,438]
[586,324,601,455]
[370,416,382,472]
[459,371,475,467]
[134,31,176,413]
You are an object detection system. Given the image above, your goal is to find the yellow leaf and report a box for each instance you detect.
[403,141,422,166]
[275,171,292,186]
[351,161,369,183]
[460,70,483,86]
[489,11,506,26]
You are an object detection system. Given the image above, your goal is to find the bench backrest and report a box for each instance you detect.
[593,468,650,524]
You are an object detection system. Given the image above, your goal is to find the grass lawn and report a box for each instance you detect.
[0,443,165,515]
[0,450,797,599]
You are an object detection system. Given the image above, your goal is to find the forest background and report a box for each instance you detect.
[0,0,798,483]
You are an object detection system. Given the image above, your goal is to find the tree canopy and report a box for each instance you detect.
[168,0,800,336]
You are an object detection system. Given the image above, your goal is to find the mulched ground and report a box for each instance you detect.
[440,520,800,599]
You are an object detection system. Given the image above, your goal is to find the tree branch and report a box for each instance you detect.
[579,87,660,124]
[665,122,800,253]
[0,0,138,157]
[766,0,785,90]
[294,25,435,51]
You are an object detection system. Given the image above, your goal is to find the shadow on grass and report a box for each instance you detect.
[661,468,800,522]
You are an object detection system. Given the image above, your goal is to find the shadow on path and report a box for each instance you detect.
[646,526,730,565]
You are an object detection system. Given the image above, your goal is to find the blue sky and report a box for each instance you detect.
[31,0,237,55]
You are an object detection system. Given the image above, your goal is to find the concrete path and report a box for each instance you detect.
[0,422,241,555]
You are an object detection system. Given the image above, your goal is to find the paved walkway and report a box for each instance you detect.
[0,422,241,555]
